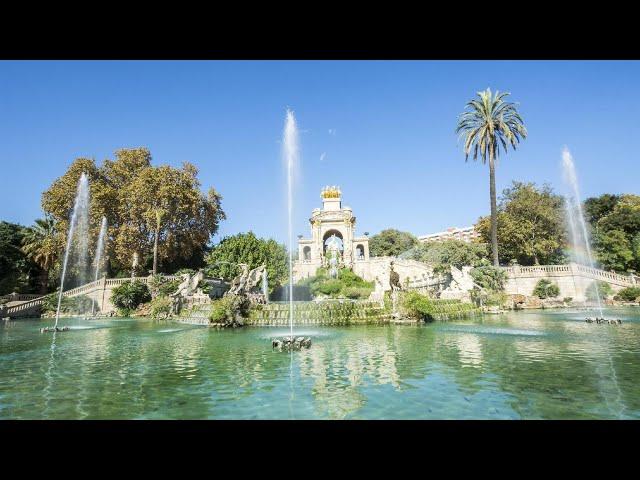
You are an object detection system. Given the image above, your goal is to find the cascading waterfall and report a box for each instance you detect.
[283,109,299,338]
[561,147,603,317]
[91,216,108,315]
[54,173,90,328]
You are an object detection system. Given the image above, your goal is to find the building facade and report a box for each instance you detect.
[418,226,480,243]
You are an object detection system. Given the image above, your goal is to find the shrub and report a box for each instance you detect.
[614,286,640,302]
[302,267,374,299]
[148,275,181,298]
[41,292,94,314]
[402,291,434,320]
[111,280,151,313]
[208,295,249,326]
[533,279,560,299]
[563,297,573,303]
[470,264,507,292]
[150,296,172,319]
[342,286,372,299]
[316,279,343,296]
[585,281,613,301]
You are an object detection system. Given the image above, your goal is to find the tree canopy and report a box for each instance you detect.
[204,232,288,292]
[588,193,640,272]
[40,148,225,277]
[475,182,567,266]
[0,222,40,294]
[368,229,419,257]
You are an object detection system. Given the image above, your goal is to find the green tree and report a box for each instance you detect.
[111,280,151,314]
[533,279,560,299]
[456,88,528,266]
[593,229,633,272]
[205,232,288,292]
[587,194,640,272]
[475,182,566,266]
[0,222,36,294]
[584,194,621,225]
[41,148,225,277]
[21,216,59,293]
[368,229,418,257]
[120,163,225,274]
[400,239,488,274]
[585,280,612,302]
[469,263,507,292]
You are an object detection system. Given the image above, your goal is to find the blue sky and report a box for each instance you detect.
[0,60,638,245]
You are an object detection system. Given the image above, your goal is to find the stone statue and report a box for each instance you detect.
[227,263,250,296]
[389,261,402,292]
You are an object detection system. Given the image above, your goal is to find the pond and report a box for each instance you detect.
[1,308,639,419]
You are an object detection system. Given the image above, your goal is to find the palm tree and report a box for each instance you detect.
[21,216,59,293]
[456,88,527,266]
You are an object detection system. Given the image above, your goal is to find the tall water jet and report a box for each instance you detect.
[54,173,90,329]
[282,109,299,338]
[561,147,603,316]
[92,216,108,316]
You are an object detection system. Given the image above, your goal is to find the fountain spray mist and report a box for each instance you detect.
[54,173,90,328]
[561,147,603,317]
[283,109,299,338]
[92,216,108,315]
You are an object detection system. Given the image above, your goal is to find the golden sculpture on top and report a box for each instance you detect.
[321,185,341,199]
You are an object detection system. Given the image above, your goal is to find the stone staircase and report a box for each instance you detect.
[1,275,178,319]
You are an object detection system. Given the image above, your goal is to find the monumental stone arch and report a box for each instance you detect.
[292,186,436,289]
[294,186,371,280]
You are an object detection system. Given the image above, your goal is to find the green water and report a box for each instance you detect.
[1,308,639,419]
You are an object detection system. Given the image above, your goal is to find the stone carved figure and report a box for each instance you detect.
[226,264,267,301]
[170,270,205,314]
[389,261,402,318]
[227,263,250,296]
[389,261,402,292]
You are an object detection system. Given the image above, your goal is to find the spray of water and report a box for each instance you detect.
[92,216,108,315]
[54,173,90,328]
[561,147,603,317]
[283,109,299,338]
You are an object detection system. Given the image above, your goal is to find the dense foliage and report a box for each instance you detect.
[368,229,418,257]
[585,280,613,301]
[110,280,151,314]
[614,286,640,302]
[41,292,94,315]
[400,239,488,274]
[205,231,287,292]
[149,296,172,319]
[475,182,567,266]
[0,221,41,295]
[533,279,560,299]
[586,194,640,272]
[41,148,225,277]
[298,267,374,299]
[469,263,507,292]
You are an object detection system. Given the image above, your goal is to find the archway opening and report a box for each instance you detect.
[303,246,311,261]
[323,230,344,256]
[355,244,365,260]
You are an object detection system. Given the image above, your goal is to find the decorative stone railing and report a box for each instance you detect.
[0,293,42,303]
[502,263,637,287]
[2,274,179,318]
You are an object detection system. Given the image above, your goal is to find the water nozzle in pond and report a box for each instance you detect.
[40,326,70,333]
[272,336,311,351]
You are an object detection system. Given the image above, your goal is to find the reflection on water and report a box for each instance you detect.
[1,308,639,419]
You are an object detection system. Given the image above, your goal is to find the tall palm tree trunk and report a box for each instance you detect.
[489,155,499,266]
[153,228,159,275]
[40,269,49,294]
